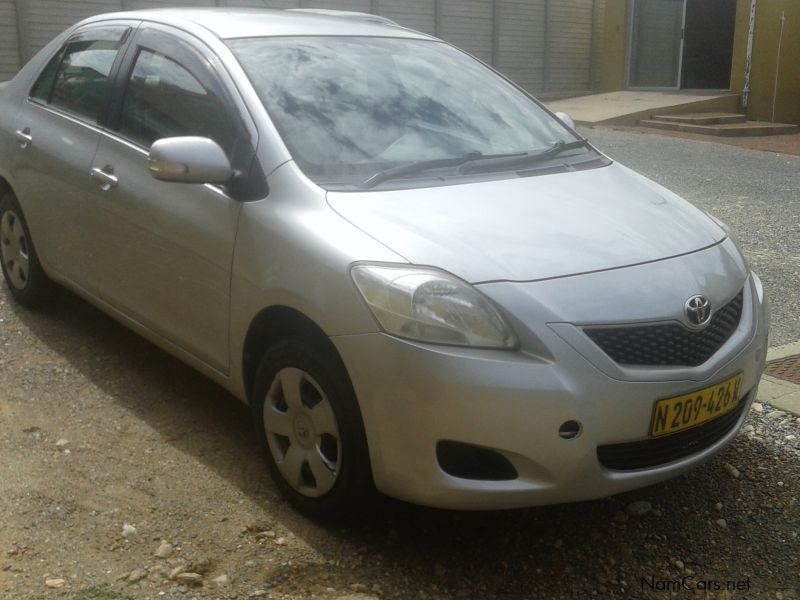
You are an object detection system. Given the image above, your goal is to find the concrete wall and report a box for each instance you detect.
[0,0,606,99]
[0,1,20,80]
[600,0,800,124]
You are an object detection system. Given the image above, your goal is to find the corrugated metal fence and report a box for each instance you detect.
[0,0,604,98]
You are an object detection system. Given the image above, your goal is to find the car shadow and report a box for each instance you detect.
[6,285,774,598]
[7,286,272,498]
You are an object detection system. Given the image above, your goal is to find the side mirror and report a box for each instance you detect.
[555,111,576,130]
[148,137,232,184]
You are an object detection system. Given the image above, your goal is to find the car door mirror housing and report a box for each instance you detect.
[148,137,233,184]
[555,111,576,130]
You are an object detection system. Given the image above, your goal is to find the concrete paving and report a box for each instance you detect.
[760,376,800,416]
[548,90,738,126]
[761,342,800,416]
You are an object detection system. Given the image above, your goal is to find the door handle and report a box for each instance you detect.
[15,129,32,149]
[90,167,119,191]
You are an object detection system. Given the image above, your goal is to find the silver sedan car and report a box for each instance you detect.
[0,8,769,517]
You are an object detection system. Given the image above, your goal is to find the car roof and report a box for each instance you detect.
[83,8,433,41]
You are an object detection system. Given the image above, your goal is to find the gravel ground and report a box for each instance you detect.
[2,130,799,600]
[598,127,800,157]
[581,126,800,347]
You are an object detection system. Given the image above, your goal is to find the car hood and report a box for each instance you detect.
[326,162,726,283]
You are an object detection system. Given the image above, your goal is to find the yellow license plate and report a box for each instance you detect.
[650,373,743,438]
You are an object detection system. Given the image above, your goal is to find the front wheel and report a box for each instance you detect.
[252,339,373,518]
[0,191,55,306]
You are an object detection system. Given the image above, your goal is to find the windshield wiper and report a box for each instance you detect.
[356,140,592,188]
[358,151,525,189]
[457,139,592,175]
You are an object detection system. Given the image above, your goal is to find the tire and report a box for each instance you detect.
[252,338,373,519]
[0,191,55,307]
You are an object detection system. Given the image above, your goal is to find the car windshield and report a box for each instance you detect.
[228,36,583,188]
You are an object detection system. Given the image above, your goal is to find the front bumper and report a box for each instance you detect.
[332,270,769,510]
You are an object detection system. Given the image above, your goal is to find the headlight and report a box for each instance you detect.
[351,264,517,348]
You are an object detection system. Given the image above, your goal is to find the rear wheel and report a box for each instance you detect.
[252,338,373,518]
[0,191,55,306]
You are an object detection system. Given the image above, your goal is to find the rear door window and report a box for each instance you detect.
[31,27,129,124]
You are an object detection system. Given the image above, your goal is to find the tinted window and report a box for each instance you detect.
[46,33,125,122]
[30,51,62,102]
[228,37,580,187]
[118,49,233,151]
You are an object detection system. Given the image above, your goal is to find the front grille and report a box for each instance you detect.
[597,397,748,471]
[584,290,744,367]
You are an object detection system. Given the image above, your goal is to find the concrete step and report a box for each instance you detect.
[639,119,799,137]
[652,112,747,125]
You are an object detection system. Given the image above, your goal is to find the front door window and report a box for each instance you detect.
[118,48,234,152]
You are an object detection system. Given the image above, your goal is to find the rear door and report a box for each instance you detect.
[84,26,257,373]
[10,23,133,283]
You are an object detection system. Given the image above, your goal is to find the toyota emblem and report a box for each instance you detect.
[685,295,712,328]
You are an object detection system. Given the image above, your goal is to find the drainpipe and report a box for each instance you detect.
[542,0,551,93]
[771,11,786,122]
[742,0,758,108]
[491,0,499,68]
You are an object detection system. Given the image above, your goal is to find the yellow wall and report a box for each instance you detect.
[602,0,800,124]
[731,0,800,124]
[601,0,628,91]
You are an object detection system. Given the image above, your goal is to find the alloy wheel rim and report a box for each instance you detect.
[262,367,341,498]
[0,210,30,291]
